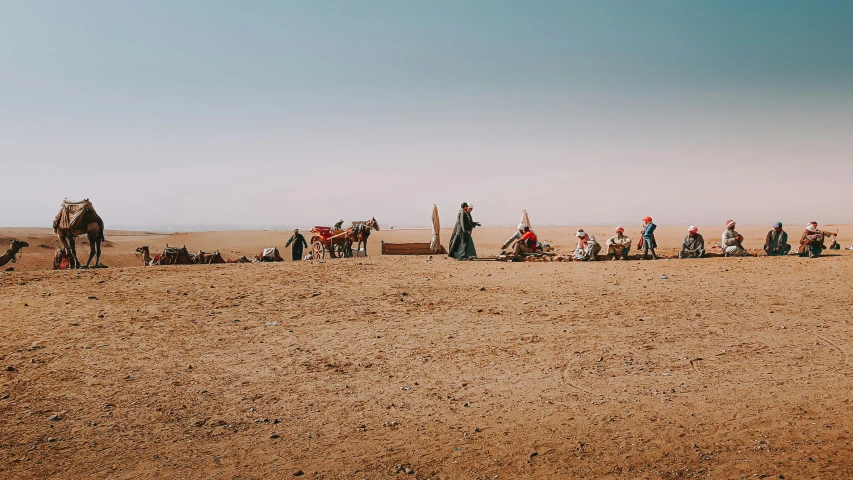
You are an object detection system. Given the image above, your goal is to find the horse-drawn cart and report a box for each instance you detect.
[310,226,350,259]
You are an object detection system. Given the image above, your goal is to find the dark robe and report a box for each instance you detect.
[764,230,790,256]
[679,233,705,258]
[447,209,477,260]
[285,233,308,261]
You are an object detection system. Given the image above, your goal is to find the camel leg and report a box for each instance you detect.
[95,239,102,266]
[68,236,80,268]
[85,234,97,267]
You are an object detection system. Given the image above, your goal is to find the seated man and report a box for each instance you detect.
[573,229,601,261]
[333,219,344,231]
[798,223,837,258]
[764,222,791,256]
[501,224,526,253]
[722,220,750,257]
[605,227,631,260]
[507,226,537,260]
[679,225,705,258]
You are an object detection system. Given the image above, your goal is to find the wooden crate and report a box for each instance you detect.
[381,242,446,255]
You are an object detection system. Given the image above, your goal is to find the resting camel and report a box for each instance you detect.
[53,200,105,269]
[345,217,380,257]
[136,246,155,266]
[0,240,29,268]
[195,251,226,264]
[158,245,196,265]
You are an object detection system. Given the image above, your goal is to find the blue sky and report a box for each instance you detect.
[2,1,852,229]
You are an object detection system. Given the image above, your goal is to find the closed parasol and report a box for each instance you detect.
[430,204,442,253]
[520,210,531,229]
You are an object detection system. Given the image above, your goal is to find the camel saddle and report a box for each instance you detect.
[53,199,97,233]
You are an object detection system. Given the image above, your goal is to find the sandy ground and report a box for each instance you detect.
[2,225,853,478]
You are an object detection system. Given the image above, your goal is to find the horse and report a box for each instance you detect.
[53,200,105,269]
[345,217,380,257]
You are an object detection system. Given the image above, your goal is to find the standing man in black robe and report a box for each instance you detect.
[448,202,480,260]
[285,229,309,261]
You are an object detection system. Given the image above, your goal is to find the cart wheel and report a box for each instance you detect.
[312,241,323,260]
[333,242,345,258]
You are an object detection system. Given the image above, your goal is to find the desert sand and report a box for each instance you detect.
[2,225,853,479]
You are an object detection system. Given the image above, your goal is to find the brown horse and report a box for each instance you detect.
[0,239,29,268]
[53,199,105,269]
[345,217,380,257]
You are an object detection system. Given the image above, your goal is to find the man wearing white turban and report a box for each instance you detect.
[798,222,837,258]
[501,224,527,252]
[573,229,601,261]
[722,220,750,257]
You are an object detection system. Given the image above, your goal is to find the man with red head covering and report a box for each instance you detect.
[722,220,750,257]
[640,216,658,260]
[606,227,631,260]
[679,226,705,258]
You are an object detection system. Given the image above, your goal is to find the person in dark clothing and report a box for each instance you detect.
[764,222,791,256]
[285,229,309,261]
[640,216,658,259]
[447,202,480,260]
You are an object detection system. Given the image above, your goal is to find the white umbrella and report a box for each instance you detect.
[520,210,531,229]
[430,204,442,253]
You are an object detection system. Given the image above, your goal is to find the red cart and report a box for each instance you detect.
[310,226,350,259]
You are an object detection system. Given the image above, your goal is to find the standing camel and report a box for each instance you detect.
[53,199,105,269]
[0,240,30,268]
[345,217,380,257]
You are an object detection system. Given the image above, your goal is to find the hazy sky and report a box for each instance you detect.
[2,1,852,229]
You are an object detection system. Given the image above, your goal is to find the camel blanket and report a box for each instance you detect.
[257,248,283,262]
[54,199,96,233]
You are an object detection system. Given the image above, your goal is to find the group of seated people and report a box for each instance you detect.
[719,220,837,258]
[501,220,839,261]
